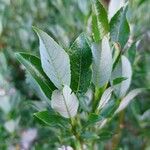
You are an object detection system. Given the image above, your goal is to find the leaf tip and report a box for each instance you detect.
[32,26,42,35]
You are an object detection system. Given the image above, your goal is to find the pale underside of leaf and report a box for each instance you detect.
[98,87,113,110]
[51,85,79,118]
[111,55,132,97]
[92,37,112,87]
[108,0,125,20]
[33,27,71,89]
[115,88,143,114]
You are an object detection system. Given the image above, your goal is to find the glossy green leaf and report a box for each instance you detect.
[16,53,55,99]
[92,14,100,42]
[92,37,112,88]
[92,0,109,40]
[68,33,92,93]
[110,7,130,49]
[112,77,127,85]
[34,110,68,127]
[33,27,71,89]
[85,113,103,127]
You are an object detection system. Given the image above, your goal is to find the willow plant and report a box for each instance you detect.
[16,0,142,149]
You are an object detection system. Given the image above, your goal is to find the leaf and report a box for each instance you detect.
[68,33,92,93]
[98,130,114,140]
[78,95,90,112]
[112,77,127,85]
[97,87,113,110]
[16,53,55,99]
[86,99,119,127]
[92,37,112,88]
[34,110,68,127]
[115,88,143,114]
[126,42,136,64]
[86,100,117,126]
[33,27,71,89]
[111,55,132,98]
[108,0,125,20]
[86,113,103,126]
[92,0,109,40]
[110,7,130,49]
[51,85,79,118]
[81,131,99,140]
[92,14,100,42]
[100,99,120,118]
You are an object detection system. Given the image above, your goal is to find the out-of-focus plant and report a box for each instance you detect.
[107,0,150,149]
[16,1,144,149]
[0,0,91,96]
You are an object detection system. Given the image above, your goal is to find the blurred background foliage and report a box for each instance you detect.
[0,0,149,149]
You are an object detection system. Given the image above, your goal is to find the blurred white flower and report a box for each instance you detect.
[21,128,37,150]
[0,88,6,96]
[58,145,73,150]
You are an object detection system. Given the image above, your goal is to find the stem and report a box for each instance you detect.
[112,111,125,149]
[69,117,83,150]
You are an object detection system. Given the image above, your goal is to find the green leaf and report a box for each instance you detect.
[92,14,100,42]
[85,113,103,127]
[112,77,127,85]
[98,130,114,140]
[68,33,92,93]
[100,99,120,118]
[85,99,118,126]
[92,37,112,88]
[111,55,132,98]
[126,42,136,64]
[92,0,109,40]
[110,7,130,49]
[34,110,68,127]
[33,26,71,89]
[81,131,99,140]
[16,53,55,99]
[78,95,90,112]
